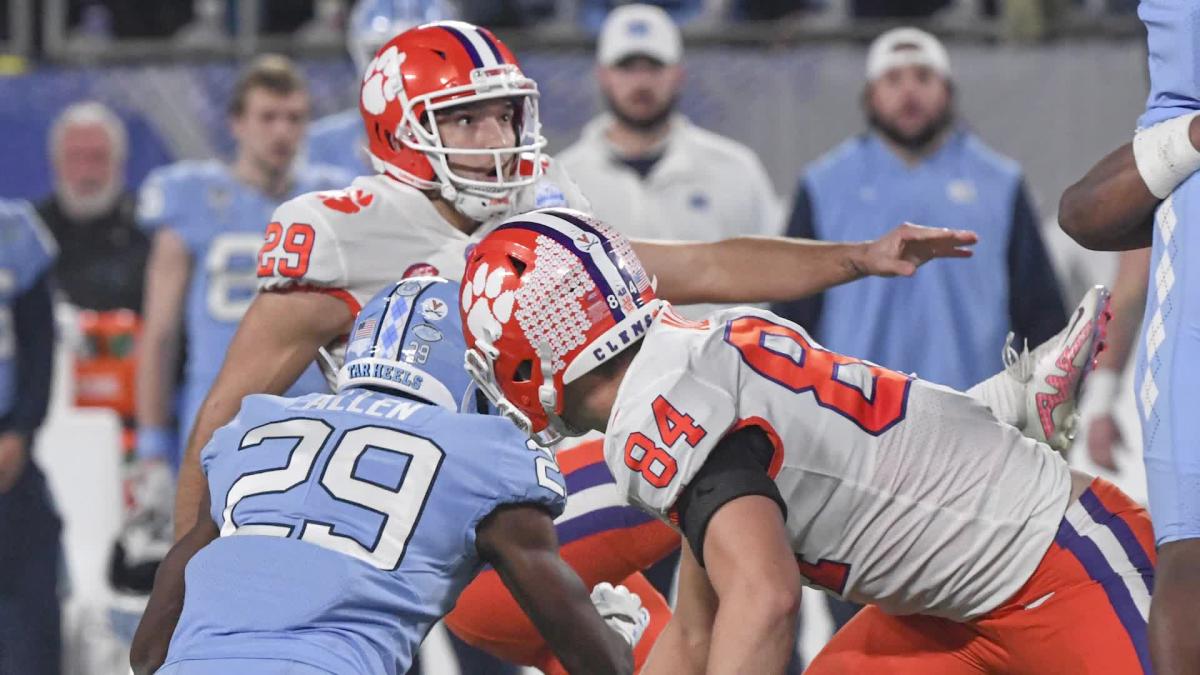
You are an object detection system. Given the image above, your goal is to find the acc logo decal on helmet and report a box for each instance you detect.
[421,297,449,322]
[573,231,601,252]
[535,181,568,208]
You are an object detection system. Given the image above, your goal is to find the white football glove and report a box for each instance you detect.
[590,582,651,648]
[118,458,175,565]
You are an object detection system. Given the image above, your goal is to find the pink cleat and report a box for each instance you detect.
[1003,285,1113,453]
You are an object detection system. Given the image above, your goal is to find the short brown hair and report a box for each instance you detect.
[227,54,307,117]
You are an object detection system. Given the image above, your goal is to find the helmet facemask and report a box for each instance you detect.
[465,332,571,447]
[398,65,546,221]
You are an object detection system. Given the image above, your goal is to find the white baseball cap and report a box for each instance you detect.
[597,4,682,66]
[866,27,951,81]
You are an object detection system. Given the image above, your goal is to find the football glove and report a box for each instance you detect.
[590,582,651,648]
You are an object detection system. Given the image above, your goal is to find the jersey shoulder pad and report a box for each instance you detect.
[457,415,567,551]
[201,393,281,475]
[0,200,56,288]
[604,316,738,519]
[528,154,593,212]
[256,189,350,292]
[136,159,224,232]
[482,415,566,515]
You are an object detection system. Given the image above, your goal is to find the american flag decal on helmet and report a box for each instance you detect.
[353,316,379,341]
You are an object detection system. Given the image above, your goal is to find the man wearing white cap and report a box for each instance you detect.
[773,31,1066,631]
[559,4,782,296]
[774,27,1065,393]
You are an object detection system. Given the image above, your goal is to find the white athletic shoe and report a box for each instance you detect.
[1003,285,1112,453]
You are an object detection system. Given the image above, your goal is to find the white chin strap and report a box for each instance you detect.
[535,342,584,440]
[440,182,516,222]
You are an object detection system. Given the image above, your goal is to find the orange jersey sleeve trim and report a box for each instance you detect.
[665,417,783,527]
[730,416,785,479]
[265,283,362,317]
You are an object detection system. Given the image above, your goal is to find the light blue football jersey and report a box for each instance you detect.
[1137,0,1200,129]
[0,200,56,418]
[1136,173,1200,545]
[306,109,371,176]
[136,160,352,434]
[164,389,566,675]
[1134,0,1200,546]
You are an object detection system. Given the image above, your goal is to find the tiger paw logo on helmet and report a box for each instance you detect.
[462,262,516,345]
[360,46,407,115]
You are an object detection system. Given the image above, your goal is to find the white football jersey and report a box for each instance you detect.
[258,158,590,381]
[604,304,1072,621]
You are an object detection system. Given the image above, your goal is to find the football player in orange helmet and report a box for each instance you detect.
[172,21,977,673]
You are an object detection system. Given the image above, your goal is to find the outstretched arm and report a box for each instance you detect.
[174,290,352,538]
[477,504,634,675]
[632,223,977,306]
[130,489,218,675]
[1059,115,1200,251]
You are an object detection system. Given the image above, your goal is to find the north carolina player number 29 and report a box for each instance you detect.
[221,418,444,571]
[724,316,911,435]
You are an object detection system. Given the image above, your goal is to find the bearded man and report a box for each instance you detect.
[772,27,1066,394]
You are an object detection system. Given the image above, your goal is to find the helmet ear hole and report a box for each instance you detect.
[508,255,527,276]
[513,359,533,383]
[473,388,491,414]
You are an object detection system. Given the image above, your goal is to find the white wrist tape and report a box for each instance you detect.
[1133,112,1200,199]
[1080,368,1120,416]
